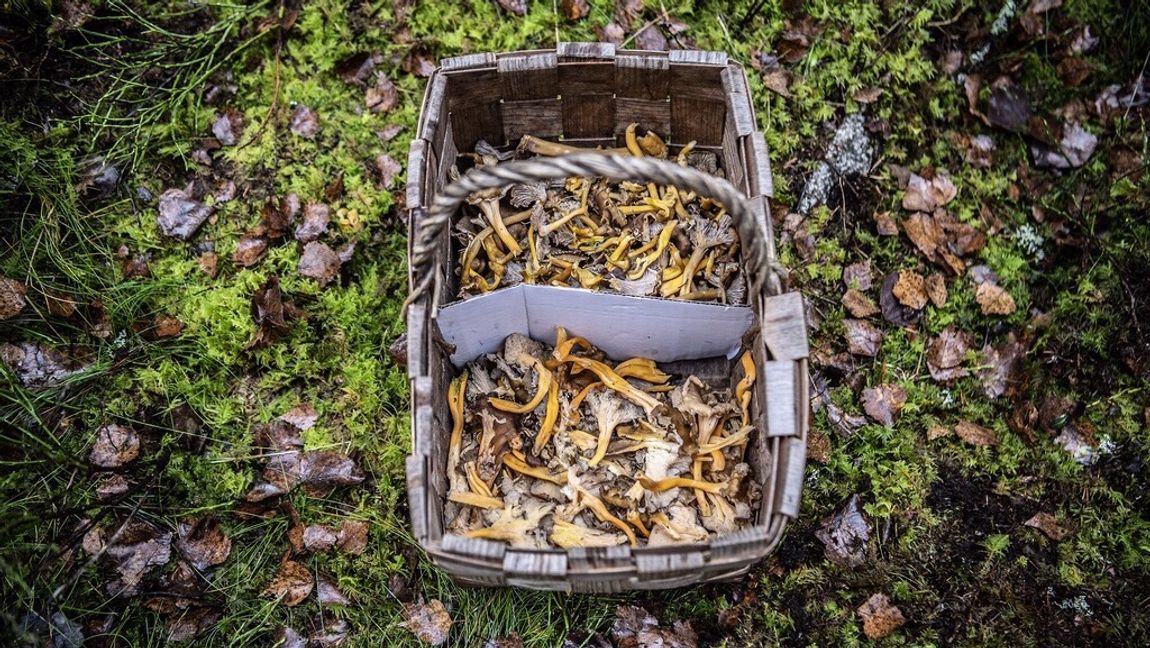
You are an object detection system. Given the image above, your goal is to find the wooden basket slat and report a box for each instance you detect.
[614,53,669,100]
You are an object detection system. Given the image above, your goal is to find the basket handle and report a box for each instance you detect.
[408,152,785,303]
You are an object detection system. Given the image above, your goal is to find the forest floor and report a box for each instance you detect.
[2,1,1149,646]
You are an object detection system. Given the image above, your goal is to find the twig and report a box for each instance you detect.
[238,1,288,151]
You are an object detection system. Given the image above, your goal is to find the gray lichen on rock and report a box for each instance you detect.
[796,113,873,215]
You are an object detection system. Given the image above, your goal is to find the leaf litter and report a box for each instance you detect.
[815,494,871,567]
[401,598,452,645]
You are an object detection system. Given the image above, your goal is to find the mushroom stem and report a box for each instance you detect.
[518,134,628,156]
[637,475,723,494]
[478,199,521,254]
[448,491,504,510]
[533,379,560,454]
[576,486,637,546]
[502,454,566,484]
[489,359,552,414]
[736,350,756,427]
[447,371,469,492]
[539,206,586,236]
[565,356,661,413]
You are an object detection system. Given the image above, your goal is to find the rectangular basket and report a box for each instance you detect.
[404,43,809,592]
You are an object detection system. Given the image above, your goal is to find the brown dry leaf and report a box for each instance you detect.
[376,154,403,190]
[89,424,140,468]
[290,106,320,139]
[857,593,906,640]
[198,252,219,278]
[873,210,899,236]
[232,237,267,267]
[861,384,907,427]
[902,173,956,212]
[280,404,319,431]
[807,428,832,463]
[102,520,173,593]
[843,319,883,357]
[955,420,999,447]
[299,242,342,286]
[366,75,399,113]
[892,270,928,309]
[979,334,1026,399]
[153,315,184,339]
[175,516,232,571]
[45,291,77,317]
[487,633,525,648]
[777,16,822,64]
[317,575,351,607]
[167,606,221,643]
[255,419,304,454]
[310,615,350,648]
[1024,512,1069,541]
[303,525,339,553]
[927,424,951,440]
[403,47,438,78]
[388,332,409,368]
[211,108,243,146]
[975,282,1017,315]
[247,275,300,350]
[815,494,870,567]
[924,274,948,307]
[842,260,874,290]
[96,474,130,500]
[157,188,212,240]
[258,194,299,240]
[926,327,972,382]
[295,202,331,243]
[902,212,944,263]
[611,605,699,648]
[561,0,589,20]
[401,598,452,645]
[247,450,365,501]
[336,52,376,86]
[879,272,921,327]
[842,289,878,318]
[852,87,883,104]
[0,277,27,320]
[762,68,792,97]
[264,560,313,607]
[965,134,996,168]
[336,520,369,555]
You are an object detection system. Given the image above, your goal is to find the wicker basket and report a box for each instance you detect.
[403,43,809,592]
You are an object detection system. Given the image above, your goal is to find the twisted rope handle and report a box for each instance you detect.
[408,152,784,303]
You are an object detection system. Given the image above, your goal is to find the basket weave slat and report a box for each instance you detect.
[403,43,809,590]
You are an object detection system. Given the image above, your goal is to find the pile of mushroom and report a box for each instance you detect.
[444,328,761,549]
[452,124,746,304]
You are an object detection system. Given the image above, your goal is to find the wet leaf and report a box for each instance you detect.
[892,269,928,309]
[175,516,231,571]
[987,83,1031,133]
[302,525,338,553]
[857,593,905,640]
[289,105,320,139]
[634,25,669,51]
[975,282,1017,315]
[198,252,219,278]
[1024,512,1069,540]
[978,334,1026,398]
[255,419,303,454]
[815,494,870,567]
[167,606,220,643]
[264,560,313,606]
[496,0,526,15]
[375,154,403,190]
[247,276,297,350]
[1054,423,1102,464]
[249,450,365,501]
[89,424,140,468]
[336,520,369,555]
[336,52,376,86]
[561,0,589,20]
[101,520,173,592]
[955,420,999,447]
[611,605,699,648]
[232,237,268,267]
[599,22,626,46]
[211,108,243,146]
[299,242,342,286]
[873,210,899,236]
[317,574,351,607]
[842,260,874,290]
[388,332,409,368]
[96,474,130,500]
[270,627,308,648]
[280,404,319,431]
[926,327,972,382]
[843,319,883,357]
[0,277,27,320]
[901,173,956,212]
[1032,122,1098,169]
[402,47,437,78]
[879,272,921,327]
[924,274,948,306]
[776,16,822,64]
[762,68,792,97]
[401,598,452,645]
[841,288,878,318]
[157,189,212,240]
[861,384,907,427]
[366,75,399,113]
[152,314,184,339]
[309,615,350,648]
[258,194,299,240]
[295,202,331,243]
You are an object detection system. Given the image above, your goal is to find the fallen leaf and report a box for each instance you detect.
[842,289,878,318]
[102,520,173,593]
[248,450,365,501]
[388,332,409,368]
[965,134,996,168]
[309,615,350,648]
[45,291,77,317]
[924,274,948,307]
[873,210,899,236]
[1057,57,1092,87]
[611,605,698,648]
[892,269,928,309]
[379,124,405,141]
[634,24,669,51]
[198,252,219,278]
[152,315,184,339]
[290,105,320,139]
[247,275,301,350]
[486,633,525,648]
[902,212,945,262]
[402,47,437,78]
[978,334,1026,398]
[233,237,268,267]
[842,260,874,290]
[175,516,231,571]
[167,606,220,643]
[1024,512,1069,540]
[401,598,452,645]
[975,282,1017,315]
[861,384,907,427]
[762,68,792,97]
[258,194,299,240]
[807,428,832,463]
[0,277,27,320]
[928,424,951,440]
[376,154,403,190]
[157,189,212,240]
[561,0,589,20]
[366,75,399,113]
[89,424,140,468]
[336,241,356,264]
[264,560,313,607]
[814,494,870,567]
[955,420,999,447]
[280,403,319,431]
[336,51,376,86]
[211,108,243,146]
[336,520,369,555]
[987,83,1031,133]
[303,525,338,553]
[96,474,130,500]
[857,593,905,640]
[843,319,883,357]
[295,202,331,243]
[496,0,526,15]
[852,87,883,104]
[1032,122,1098,169]
[776,16,822,64]
[270,627,308,648]
[926,327,972,382]
[902,173,956,212]
[255,419,304,454]
[599,22,626,46]
[317,575,351,607]
[879,272,921,327]
[1054,423,1102,465]
[1,342,88,386]
[299,242,342,286]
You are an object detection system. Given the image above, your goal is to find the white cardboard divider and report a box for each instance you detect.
[436,285,754,367]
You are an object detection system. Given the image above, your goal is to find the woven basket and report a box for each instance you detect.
[403,43,809,592]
